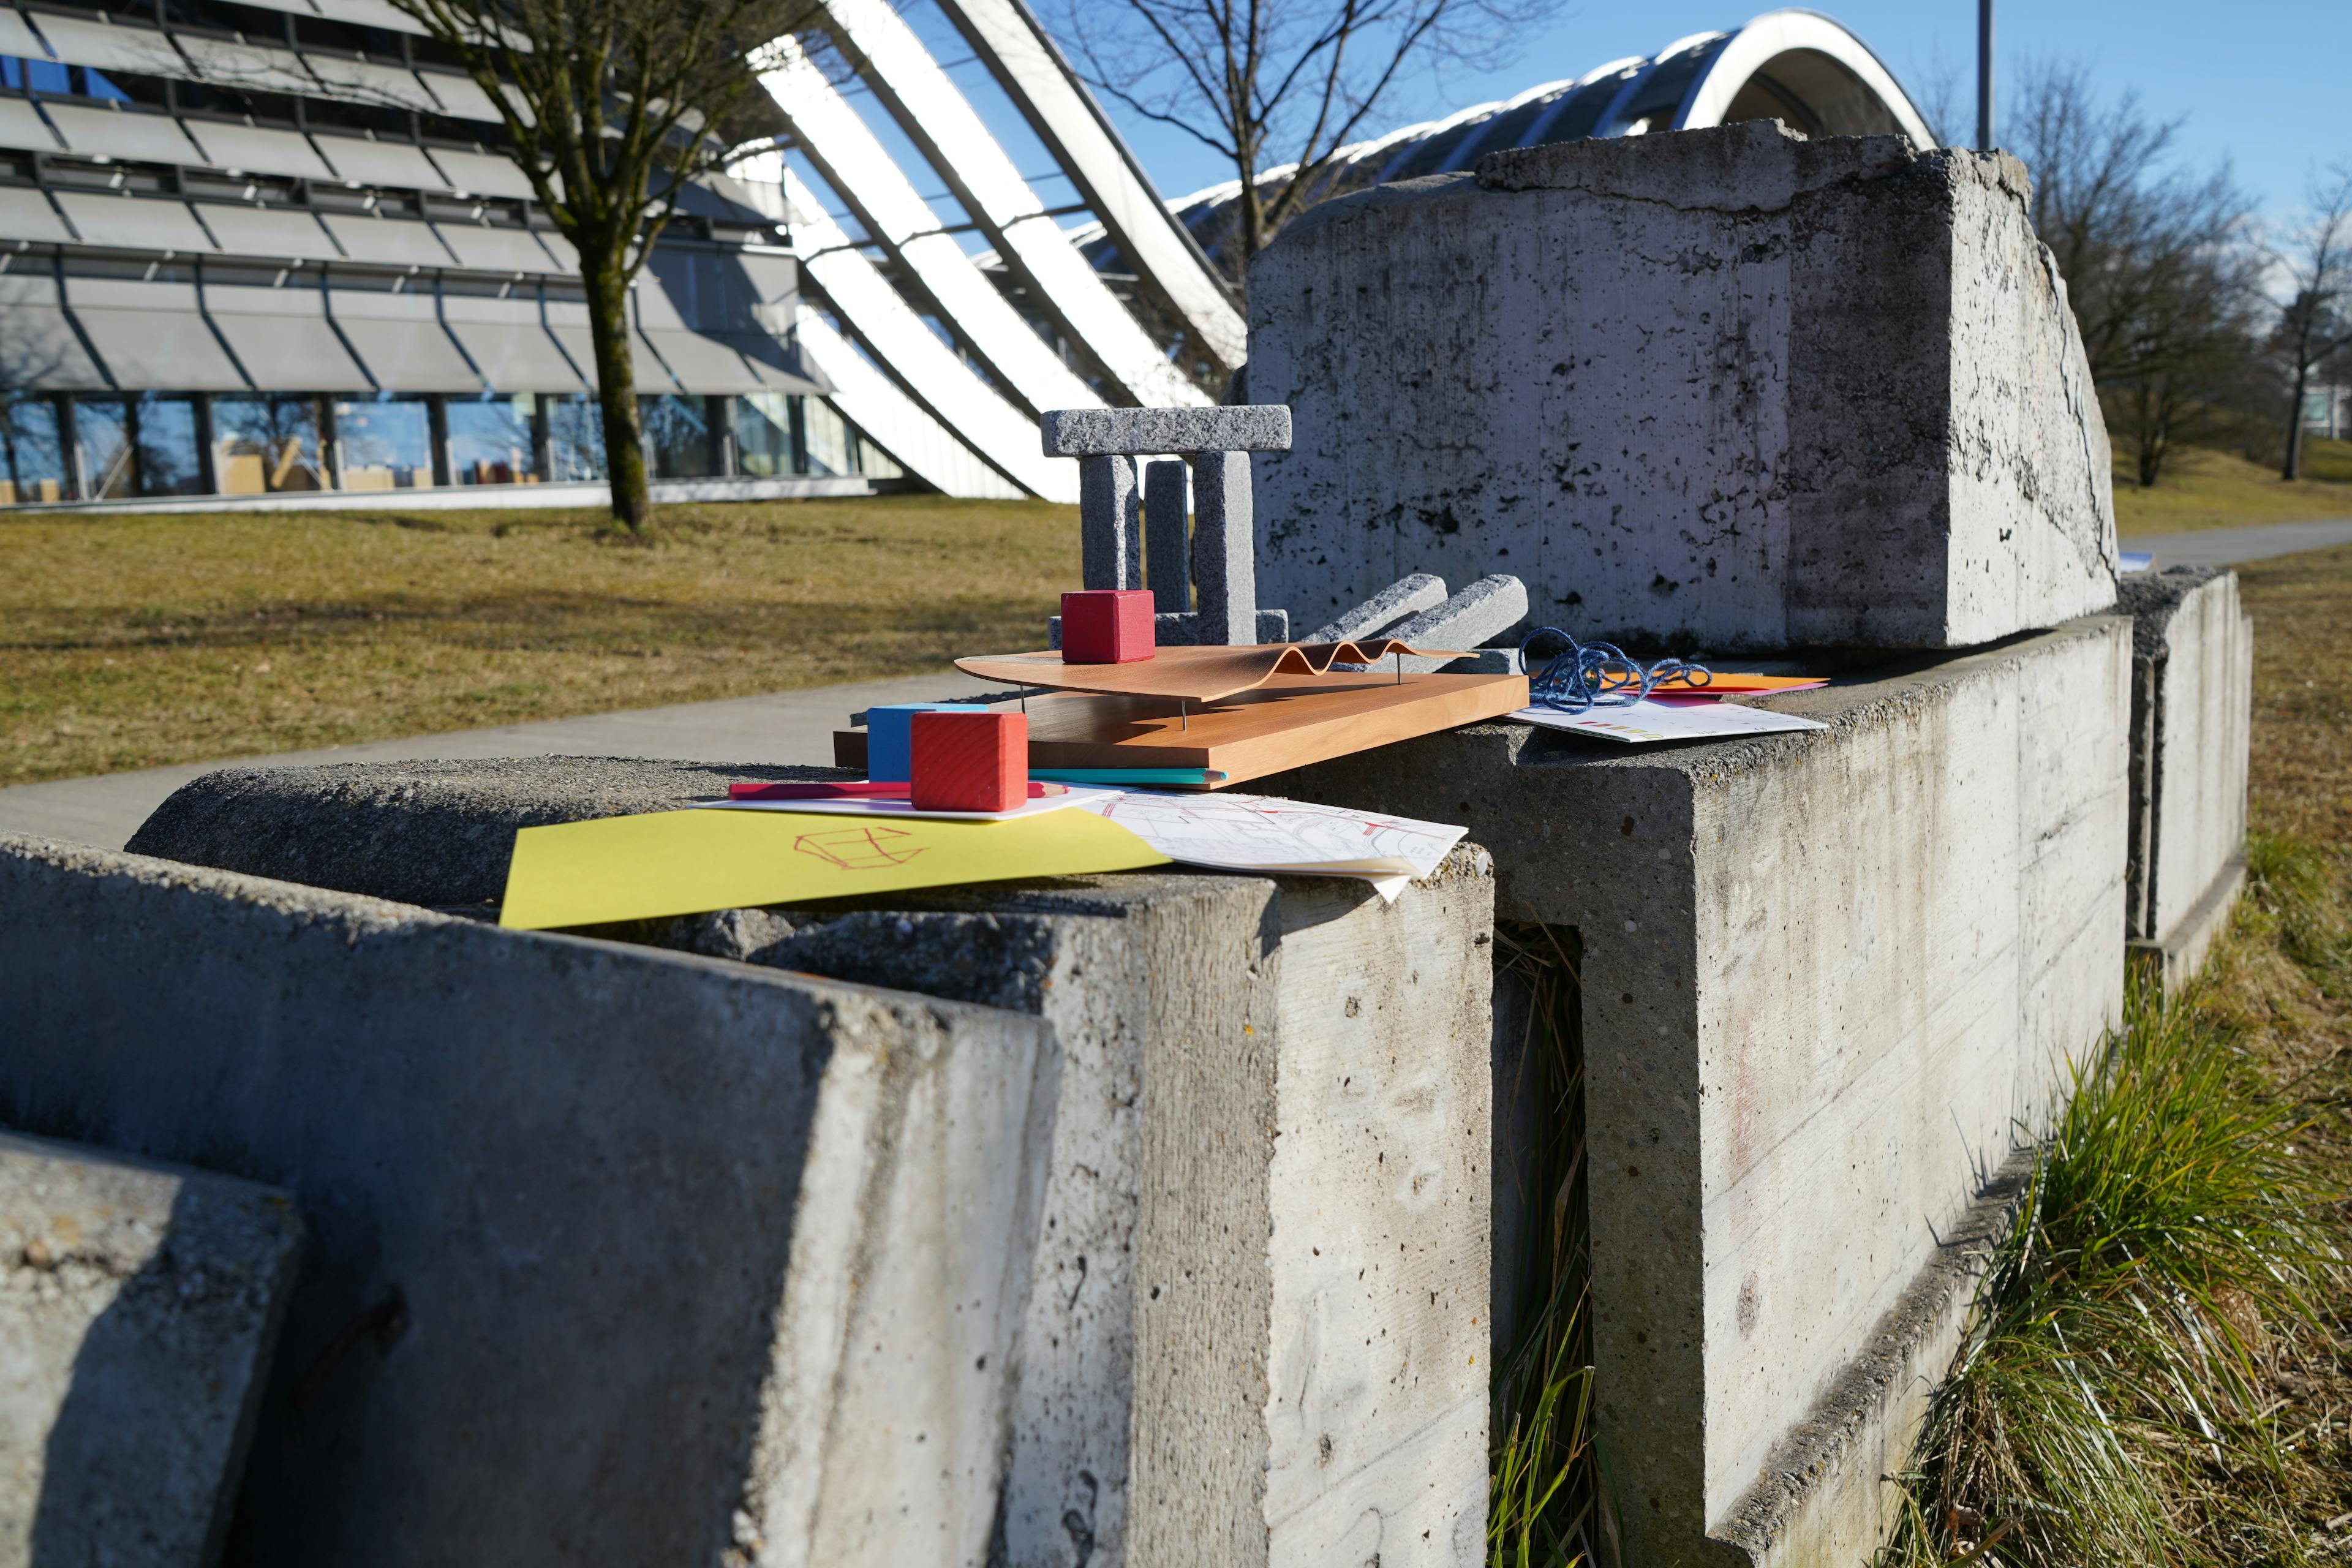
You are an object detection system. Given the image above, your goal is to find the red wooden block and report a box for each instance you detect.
[910,710,1028,812]
[1061,589,1156,664]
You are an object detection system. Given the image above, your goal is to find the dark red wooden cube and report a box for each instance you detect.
[910,710,1028,812]
[1061,589,1156,663]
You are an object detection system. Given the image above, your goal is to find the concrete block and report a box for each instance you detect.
[1382,574,1530,673]
[1144,458,1190,614]
[1081,453,1144,590]
[1189,449,1258,646]
[1248,121,2119,653]
[2119,567,2252,988]
[1303,573,1449,643]
[127,763,1497,1567]
[124,756,833,908]
[1041,405,1293,456]
[0,1131,302,1568]
[0,834,1059,1568]
[1254,616,2132,1566]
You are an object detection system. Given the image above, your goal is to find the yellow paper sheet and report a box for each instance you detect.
[499,807,1172,931]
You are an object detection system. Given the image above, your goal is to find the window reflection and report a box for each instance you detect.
[333,396,432,490]
[213,396,328,494]
[0,394,69,505]
[447,395,537,486]
[641,394,718,479]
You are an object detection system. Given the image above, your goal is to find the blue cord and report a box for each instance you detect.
[1518,625,1712,712]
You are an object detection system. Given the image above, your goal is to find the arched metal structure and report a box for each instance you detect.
[1142,10,1936,276]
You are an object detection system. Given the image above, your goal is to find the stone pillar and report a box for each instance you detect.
[1188,449,1257,646]
[1080,453,1142,590]
[1144,458,1190,614]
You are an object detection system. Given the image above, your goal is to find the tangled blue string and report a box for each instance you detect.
[1518,625,1712,713]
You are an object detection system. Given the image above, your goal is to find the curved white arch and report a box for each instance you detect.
[1676,10,1935,148]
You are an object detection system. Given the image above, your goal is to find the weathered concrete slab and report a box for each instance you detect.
[2119,567,2252,988]
[1384,574,1530,672]
[1042,405,1292,456]
[0,1131,302,1568]
[0,834,1058,1568]
[129,762,1496,1567]
[1305,573,1449,644]
[1249,121,2119,653]
[1256,616,2132,1565]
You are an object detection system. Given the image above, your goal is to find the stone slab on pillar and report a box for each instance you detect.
[0,834,1058,1568]
[1247,121,2120,653]
[0,1130,303,1568]
[2120,566,2253,989]
[1253,616,2132,1566]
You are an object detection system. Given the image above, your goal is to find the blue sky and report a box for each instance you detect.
[1091,2,2349,221]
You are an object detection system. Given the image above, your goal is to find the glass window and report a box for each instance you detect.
[543,394,606,481]
[21,57,70,97]
[1,395,70,506]
[75,397,134,500]
[135,395,205,496]
[641,394,718,479]
[333,396,432,490]
[734,392,796,477]
[213,396,327,494]
[447,396,537,486]
[72,394,203,499]
[800,394,853,478]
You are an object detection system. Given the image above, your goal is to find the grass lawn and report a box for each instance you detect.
[2113,439,2352,535]
[0,496,1076,788]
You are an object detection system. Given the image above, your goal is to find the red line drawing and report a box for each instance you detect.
[794,824,927,870]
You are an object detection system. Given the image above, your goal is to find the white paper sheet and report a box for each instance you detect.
[1073,791,1466,902]
[1512,699,1828,744]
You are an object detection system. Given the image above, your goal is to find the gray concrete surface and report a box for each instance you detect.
[0,669,993,853]
[1041,405,1293,456]
[1256,617,2132,1566]
[2130,516,2352,568]
[1080,453,1145,590]
[0,1131,302,1568]
[1384,574,1530,671]
[0,834,1058,1568]
[130,757,1498,1567]
[1249,122,2119,653]
[1303,573,1449,644]
[1145,458,1190,613]
[2120,568,2253,987]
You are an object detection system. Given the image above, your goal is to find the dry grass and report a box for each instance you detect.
[1879,544,2352,1567]
[0,497,1077,786]
[2113,442,2352,536]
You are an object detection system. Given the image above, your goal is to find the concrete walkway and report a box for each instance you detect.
[2130,516,2352,568]
[0,669,995,851]
[8,517,2347,854]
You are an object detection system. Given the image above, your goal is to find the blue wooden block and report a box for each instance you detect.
[865,704,986,782]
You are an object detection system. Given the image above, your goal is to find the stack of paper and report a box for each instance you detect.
[1513,699,1827,744]
[1074,791,1465,902]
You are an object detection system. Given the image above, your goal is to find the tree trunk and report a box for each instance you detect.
[582,244,653,530]
[2283,355,2310,483]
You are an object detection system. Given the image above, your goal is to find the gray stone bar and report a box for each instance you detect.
[1144,457,1190,614]
[1303,573,1449,644]
[1041,405,1292,457]
[1384,573,1530,671]
[1188,448,1258,644]
[1079,453,1142,590]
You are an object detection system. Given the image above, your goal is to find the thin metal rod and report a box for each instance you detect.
[1395,650,1402,685]
[1180,696,1188,731]
[1976,0,1994,151]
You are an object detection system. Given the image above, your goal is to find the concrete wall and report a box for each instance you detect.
[2120,568,2253,985]
[0,834,1058,1568]
[1256,617,2132,1565]
[1246,121,2117,654]
[124,763,1500,1567]
[0,1131,302,1568]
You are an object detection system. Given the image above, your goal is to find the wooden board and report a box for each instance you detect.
[954,640,1463,703]
[835,668,1529,788]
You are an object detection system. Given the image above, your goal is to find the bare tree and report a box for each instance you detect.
[2269,166,2352,482]
[379,0,820,529]
[2009,59,2258,486]
[1049,0,1559,288]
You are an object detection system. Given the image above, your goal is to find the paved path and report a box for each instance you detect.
[0,669,995,851]
[2128,516,2352,568]
[9,517,2348,854]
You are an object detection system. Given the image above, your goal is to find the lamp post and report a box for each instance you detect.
[1976,0,1994,150]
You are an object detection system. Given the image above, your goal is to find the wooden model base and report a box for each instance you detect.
[835,668,1530,789]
